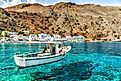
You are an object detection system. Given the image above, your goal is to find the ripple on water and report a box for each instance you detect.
[1,42,121,81]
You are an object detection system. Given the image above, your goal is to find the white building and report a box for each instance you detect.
[52,34,67,42]
[7,32,18,35]
[29,34,38,41]
[23,31,30,35]
[52,34,61,39]
[73,36,85,42]
[38,33,48,41]
[66,36,73,40]
[47,35,54,41]
[66,35,85,42]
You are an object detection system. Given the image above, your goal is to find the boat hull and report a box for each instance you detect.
[14,53,66,67]
[14,45,71,67]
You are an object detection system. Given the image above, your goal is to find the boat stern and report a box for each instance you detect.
[14,55,26,67]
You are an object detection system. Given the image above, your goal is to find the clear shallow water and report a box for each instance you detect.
[1,42,121,81]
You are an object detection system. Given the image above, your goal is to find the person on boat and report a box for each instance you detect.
[46,47,50,53]
[58,44,62,48]
[43,47,47,53]
[52,46,56,55]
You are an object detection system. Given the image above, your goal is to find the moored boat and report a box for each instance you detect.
[14,42,71,67]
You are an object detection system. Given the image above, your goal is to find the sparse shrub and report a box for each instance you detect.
[34,13,37,15]
[5,12,10,16]
[18,31,24,34]
[19,15,22,18]
[14,16,17,18]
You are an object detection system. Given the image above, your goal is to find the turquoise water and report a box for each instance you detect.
[1,42,121,81]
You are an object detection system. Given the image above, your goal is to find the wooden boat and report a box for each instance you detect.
[14,42,71,67]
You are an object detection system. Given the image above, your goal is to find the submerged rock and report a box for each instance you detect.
[51,61,94,80]
[31,72,52,81]
[31,61,95,81]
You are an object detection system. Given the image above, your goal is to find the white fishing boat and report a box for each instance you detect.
[14,42,71,67]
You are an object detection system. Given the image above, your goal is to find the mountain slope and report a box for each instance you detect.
[0,8,16,32]
[0,2,121,41]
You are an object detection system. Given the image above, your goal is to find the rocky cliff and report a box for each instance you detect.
[0,2,121,41]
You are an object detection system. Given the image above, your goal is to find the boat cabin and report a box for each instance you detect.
[40,42,63,55]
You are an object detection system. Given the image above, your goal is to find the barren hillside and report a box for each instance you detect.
[0,2,121,41]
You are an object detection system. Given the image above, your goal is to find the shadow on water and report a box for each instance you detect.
[0,66,15,70]
[31,61,95,81]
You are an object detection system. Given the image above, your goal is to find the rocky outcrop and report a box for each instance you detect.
[0,8,16,32]
[0,2,121,41]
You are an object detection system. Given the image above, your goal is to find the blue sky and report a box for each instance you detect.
[38,0,121,6]
[0,0,121,8]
